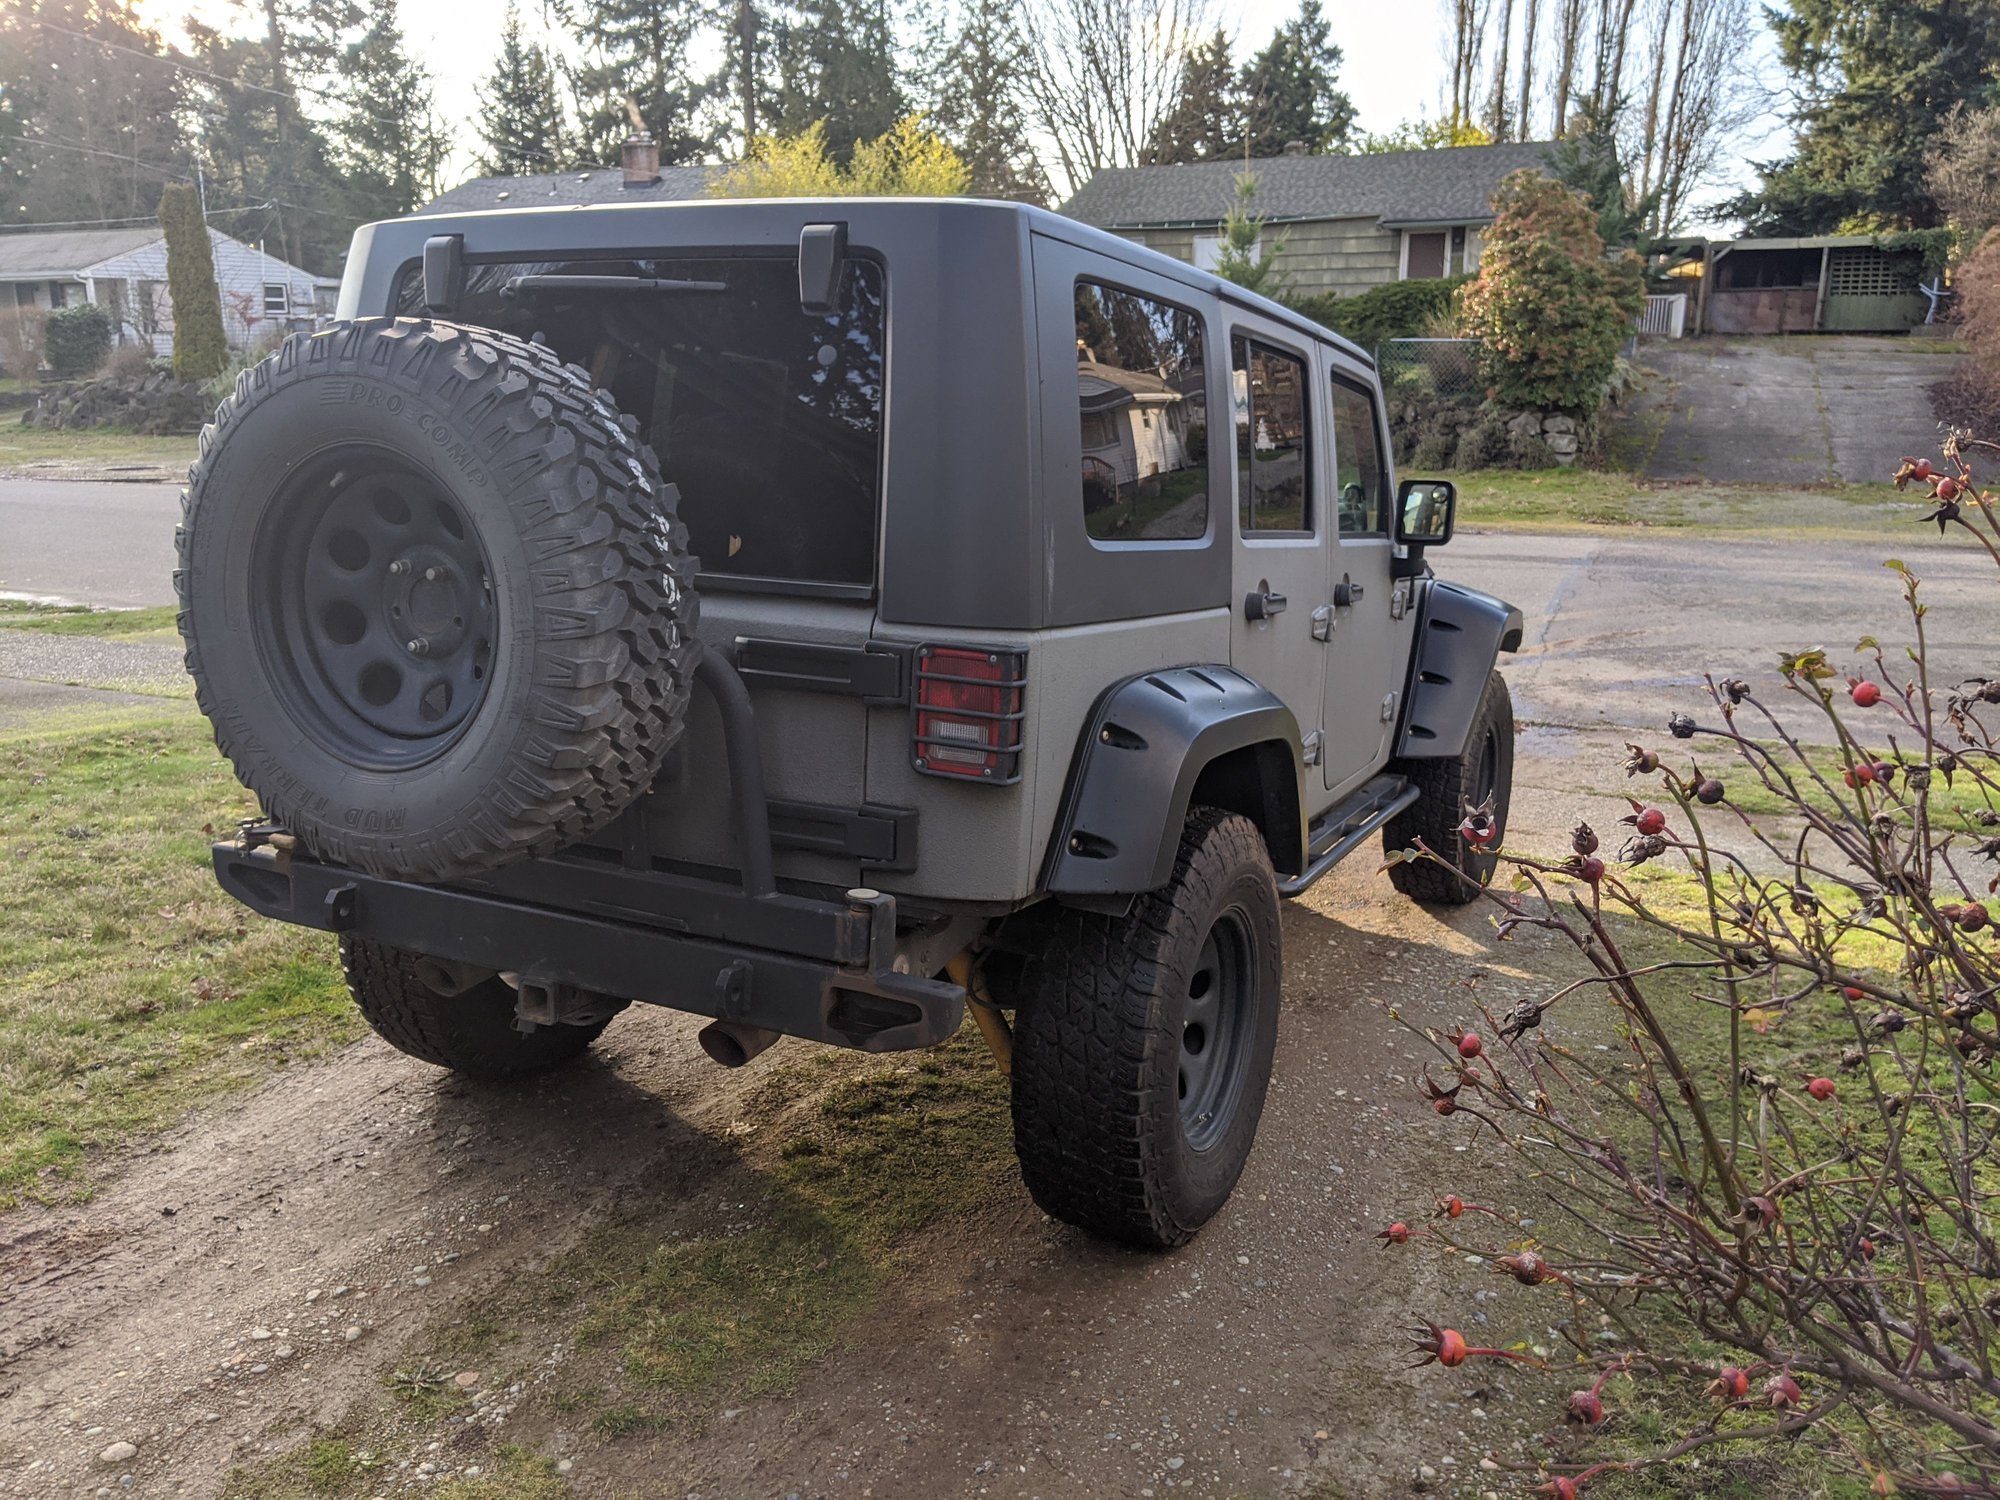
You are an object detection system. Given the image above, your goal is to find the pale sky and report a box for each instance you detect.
[135,0,1784,212]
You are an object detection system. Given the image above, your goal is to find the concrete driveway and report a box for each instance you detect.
[1629,336,1954,485]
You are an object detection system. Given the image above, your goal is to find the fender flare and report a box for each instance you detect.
[1394,579,1524,760]
[1042,665,1306,897]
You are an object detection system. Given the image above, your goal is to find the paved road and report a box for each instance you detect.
[1451,526,1999,739]
[0,479,181,608]
[1628,336,1953,485]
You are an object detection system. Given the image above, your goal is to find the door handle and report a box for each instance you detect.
[1243,588,1288,621]
[1310,605,1333,641]
[1334,575,1365,608]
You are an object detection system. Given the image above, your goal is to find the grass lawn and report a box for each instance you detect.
[0,423,199,470]
[0,600,179,640]
[1452,467,1923,536]
[0,693,357,1207]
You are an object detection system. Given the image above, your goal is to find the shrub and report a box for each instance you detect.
[158,183,228,381]
[43,303,114,379]
[1957,229,2000,394]
[1381,435,2000,1493]
[710,115,969,198]
[1290,276,1469,354]
[1458,170,1644,413]
[1410,431,1456,469]
[0,305,46,381]
[101,342,155,381]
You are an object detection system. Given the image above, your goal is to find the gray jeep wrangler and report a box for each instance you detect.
[181,198,1521,1249]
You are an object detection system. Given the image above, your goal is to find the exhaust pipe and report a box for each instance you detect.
[698,1021,781,1068]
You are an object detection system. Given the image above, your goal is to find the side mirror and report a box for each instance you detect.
[1396,478,1456,548]
[798,222,848,314]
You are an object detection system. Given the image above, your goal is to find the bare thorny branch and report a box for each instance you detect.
[1377,436,2000,1495]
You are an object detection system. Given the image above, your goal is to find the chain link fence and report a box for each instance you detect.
[1374,338,1484,401]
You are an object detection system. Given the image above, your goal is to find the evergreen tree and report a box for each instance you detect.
[335,2,449,218]
[1212,172,1290,296]
[0,1,190,227]
[185,23,351,274]
[1725,0,2000,233]
[1238,0,1356,157]
[770,0,906,161]
[1546,97,1654,250]
[478,7,576,174]
[574,0,717,164]
[931,0,1051,200]
[159,183,228,381]
[1148,30,1242,164]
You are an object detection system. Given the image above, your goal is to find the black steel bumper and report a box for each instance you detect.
[212,839,966,1053]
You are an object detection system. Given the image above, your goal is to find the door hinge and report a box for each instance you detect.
[1310,604,1333,642]
[1379,692,1398,723]
[1390,580,1413,620]
[1301,730,1323,766]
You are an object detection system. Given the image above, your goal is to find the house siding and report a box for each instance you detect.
[78,229,326,357]
[1112,217,1415,299]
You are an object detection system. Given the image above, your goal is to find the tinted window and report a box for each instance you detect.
[1233,338,1310,532]
[1330,375,1389,534]
[1073,281,1209,542]
[401,256,884,588]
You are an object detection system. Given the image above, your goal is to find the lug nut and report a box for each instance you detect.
[388,559,410,575]
[424,567,441,581]
[406,637,430,657]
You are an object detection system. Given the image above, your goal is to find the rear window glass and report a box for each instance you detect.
[1073,281,1209,542]
[398,256,884,589]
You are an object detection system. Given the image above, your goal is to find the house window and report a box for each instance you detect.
[47,281,67,309]
[1074,280,1209,543]
[1233,337,1311,533]
[263,283,290,315]
[1330,375,1390,534]
[1404,231,1448,280]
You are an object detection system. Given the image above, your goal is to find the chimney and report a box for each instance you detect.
[622,131,661,189]
[1281,140,1309,157]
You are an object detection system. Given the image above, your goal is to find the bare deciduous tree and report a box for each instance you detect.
[1443,0,1489,130]
[1019,0,1211,197]
[1631,0,1758,232]
[1929,103,2000,250]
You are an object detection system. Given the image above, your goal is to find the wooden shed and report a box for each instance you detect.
[1696,236,1930,336]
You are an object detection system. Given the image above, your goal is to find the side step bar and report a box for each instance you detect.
[1278,774,1419,899]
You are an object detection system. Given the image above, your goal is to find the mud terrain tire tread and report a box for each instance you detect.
[175,318,698,882]
[340,937,607,1079]
[1011,808,1281,1249]
[1382,670,1514,906]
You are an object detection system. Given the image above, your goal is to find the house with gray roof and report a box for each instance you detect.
[419,134,717,215]
[0,223,335,359]
[1060,141,1552,300]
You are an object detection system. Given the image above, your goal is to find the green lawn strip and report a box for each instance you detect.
[226,1438,566,1500]
[1453,469,1927,536]
[0,425,198,469]
[0,705,358,1206]
[0,601,181,640]
[226,1037,1013,1493]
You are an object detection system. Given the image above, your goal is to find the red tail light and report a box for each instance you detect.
[912,645,1026,783]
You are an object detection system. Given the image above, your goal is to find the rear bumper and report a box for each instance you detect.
[211,838,966,1053]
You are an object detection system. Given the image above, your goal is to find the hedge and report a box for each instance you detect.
[44,303,114,378]
[159,183,228,382]
[1288,276,1470,354]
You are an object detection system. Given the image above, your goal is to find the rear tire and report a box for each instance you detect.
[340,937,608,1080]
[1383,670,1514,906]
[1010,808,1282,1249]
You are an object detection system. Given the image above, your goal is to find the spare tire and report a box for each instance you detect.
[176,318,698,882]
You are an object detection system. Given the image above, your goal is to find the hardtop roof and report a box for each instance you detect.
[372,196,1373,368]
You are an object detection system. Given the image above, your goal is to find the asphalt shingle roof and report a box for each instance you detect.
[1059,142,1553,229]
[0,225,162,278]
[420,165,717,214]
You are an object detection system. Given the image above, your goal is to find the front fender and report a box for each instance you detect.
[1394,580,1523,760]
[1042,665,1305,897]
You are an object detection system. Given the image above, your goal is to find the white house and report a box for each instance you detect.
[0,225,337,358]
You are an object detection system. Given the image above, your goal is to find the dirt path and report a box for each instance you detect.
[0,840,1579,1500]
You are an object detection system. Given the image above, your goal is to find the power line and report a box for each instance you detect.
[0,131,351,223]
[0,203,273,232]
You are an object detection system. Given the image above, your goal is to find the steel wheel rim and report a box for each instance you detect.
[251,446,497,771]
[1178,906,1256,1153]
